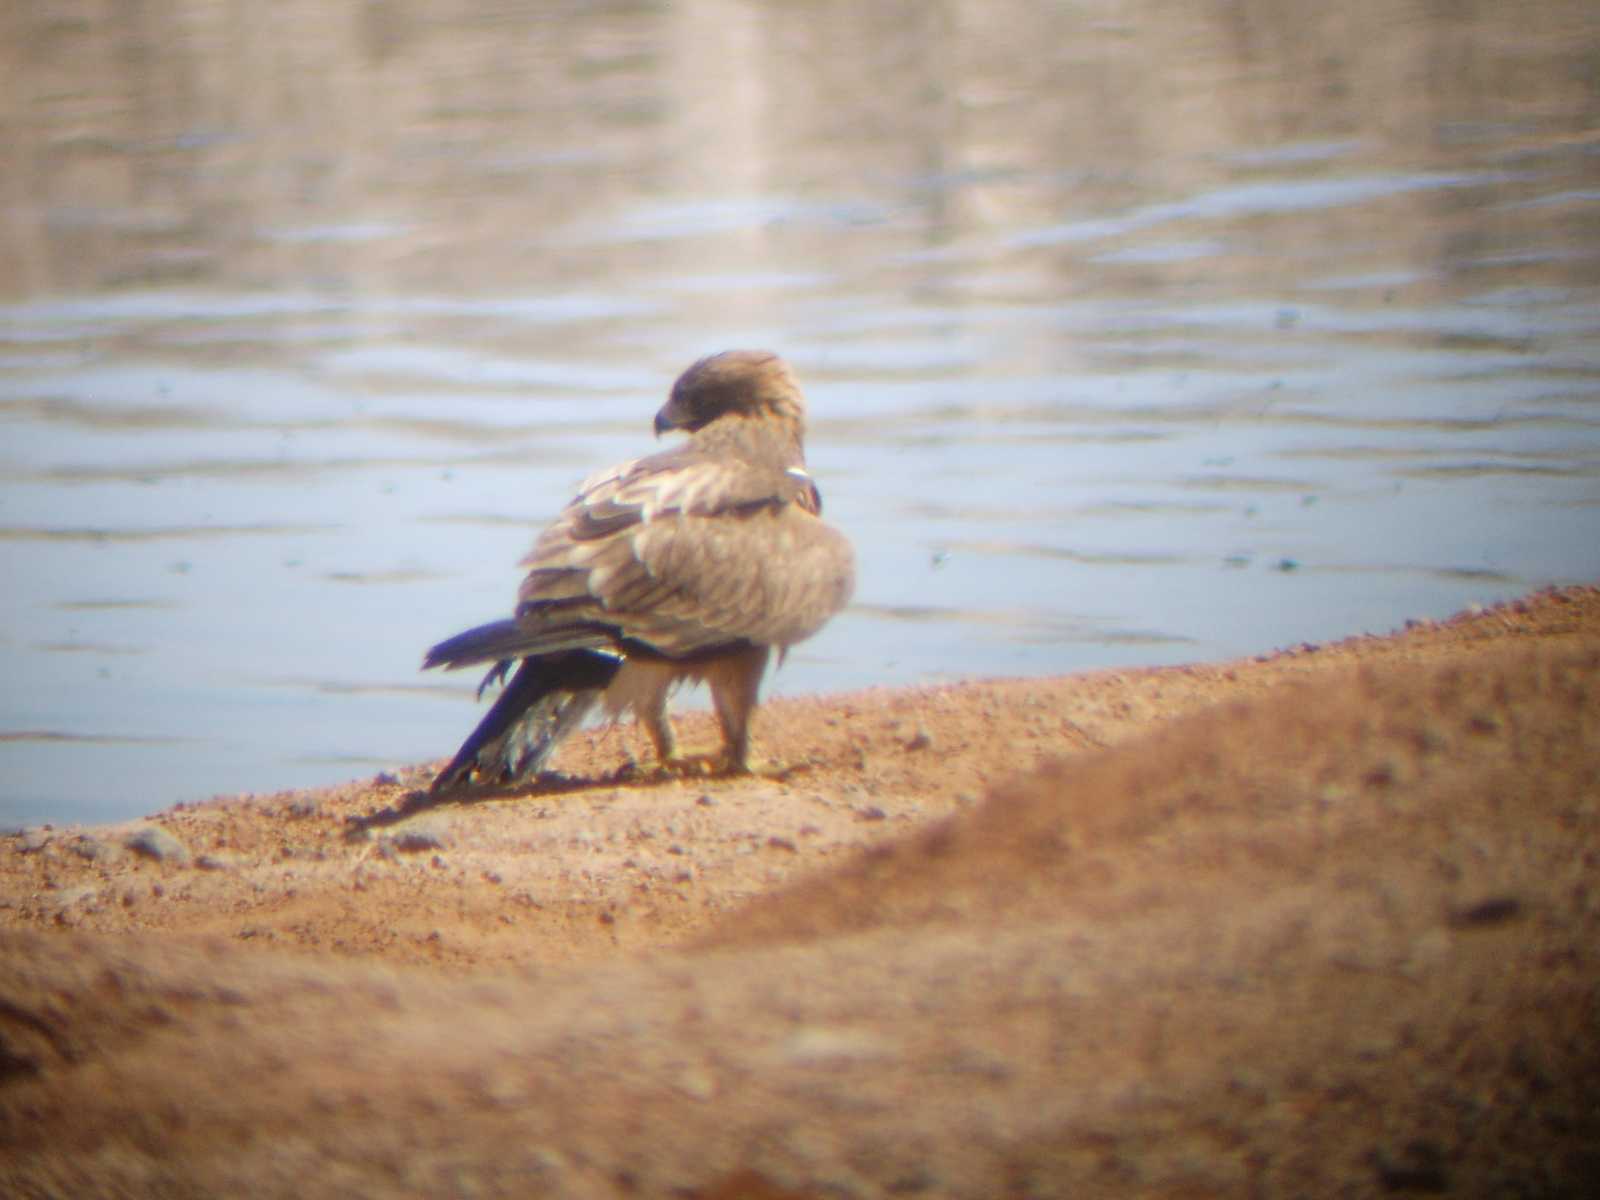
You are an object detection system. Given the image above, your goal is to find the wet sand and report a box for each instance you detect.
[3,585,1598,1197]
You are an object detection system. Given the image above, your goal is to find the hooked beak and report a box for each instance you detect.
[653,398,687,438]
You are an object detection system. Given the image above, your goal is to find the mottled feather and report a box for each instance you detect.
[423,350,854,791]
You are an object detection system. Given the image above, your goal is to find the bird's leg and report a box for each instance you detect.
[638,696,721,778]
[636,690,680,770]
[620,662,714,779]
[708,645,772,775]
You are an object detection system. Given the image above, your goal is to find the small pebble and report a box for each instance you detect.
[124,826,191,866]
[70,835,113,862]
[388,826,447,854]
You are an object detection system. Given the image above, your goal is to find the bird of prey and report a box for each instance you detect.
[422,350,855,792]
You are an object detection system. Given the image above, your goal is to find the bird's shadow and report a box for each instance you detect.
[342,769,629,839]
[343,756,819,840]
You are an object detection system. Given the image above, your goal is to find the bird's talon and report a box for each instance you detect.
[655,753,719,778]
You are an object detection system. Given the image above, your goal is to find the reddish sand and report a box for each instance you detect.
[3,586,1598,1197]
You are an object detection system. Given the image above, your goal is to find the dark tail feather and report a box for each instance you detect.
[423,619,531,671]
[431,650,621,792]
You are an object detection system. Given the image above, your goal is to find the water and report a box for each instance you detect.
[3,0,1599,828]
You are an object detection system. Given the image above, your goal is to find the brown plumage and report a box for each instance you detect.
[423,350,855,792]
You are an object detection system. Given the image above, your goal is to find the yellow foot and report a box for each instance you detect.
[705,757,814,781]
[653,752,723,779]
[653,752,803,779]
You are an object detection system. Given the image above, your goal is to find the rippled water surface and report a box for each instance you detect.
[3,0,1599,827]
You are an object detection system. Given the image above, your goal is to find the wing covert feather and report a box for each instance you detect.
[504,414,850,659]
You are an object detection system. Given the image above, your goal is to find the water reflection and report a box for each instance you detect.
[2,0,1598,826]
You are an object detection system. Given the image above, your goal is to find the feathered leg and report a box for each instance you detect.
[706,644,771,773]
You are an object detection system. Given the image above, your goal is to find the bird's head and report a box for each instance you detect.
[654,350,807,437]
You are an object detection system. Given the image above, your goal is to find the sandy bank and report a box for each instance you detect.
[3,586,1598,1197]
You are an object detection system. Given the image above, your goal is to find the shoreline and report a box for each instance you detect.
[3,584,1598,1197]
[5,585,1597,966]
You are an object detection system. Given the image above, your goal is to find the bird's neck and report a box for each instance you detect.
[694,411,806,467]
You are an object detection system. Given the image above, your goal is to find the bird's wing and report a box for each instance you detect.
[513,444,852,658]
[561,442,816,535]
